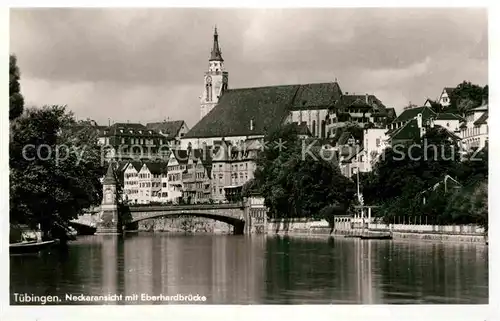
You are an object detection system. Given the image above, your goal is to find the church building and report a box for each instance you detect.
[181,28,393,150]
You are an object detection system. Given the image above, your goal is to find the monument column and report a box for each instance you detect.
[96,163,121,235]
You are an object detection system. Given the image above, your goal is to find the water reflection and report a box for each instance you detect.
[10,234,488,305]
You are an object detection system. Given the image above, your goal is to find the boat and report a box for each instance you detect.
[9,239,60,255]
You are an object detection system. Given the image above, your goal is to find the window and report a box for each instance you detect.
[375,138,381,147]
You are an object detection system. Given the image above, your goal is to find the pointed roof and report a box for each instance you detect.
[435,113,464,121]
[141,162,168,175]
[473,111,488,125]
[391,106,436,124]
[210,27,223,62]
[146,120,186,139]
[103,163,117,185]
[389,118,421,142]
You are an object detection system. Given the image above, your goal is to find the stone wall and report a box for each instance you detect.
[136,216,233,234]
[267,219,331,235]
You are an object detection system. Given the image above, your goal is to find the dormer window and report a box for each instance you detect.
[129,130,133,134]
[120,129,123,133]
[138,130,142,134]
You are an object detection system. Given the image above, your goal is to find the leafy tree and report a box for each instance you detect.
[449,81,485,114]
[330,122,363,145]
[254,123,354,220]
[9,55,24,120]
[10,105,105,238]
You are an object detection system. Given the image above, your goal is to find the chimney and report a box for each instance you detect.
[365,93,369,104]
[416,113,423,128]
[250,119,254,131]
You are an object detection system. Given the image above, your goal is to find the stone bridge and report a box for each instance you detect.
[123,203,248,234]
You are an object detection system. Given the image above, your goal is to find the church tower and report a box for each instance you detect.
[200,27,228,120]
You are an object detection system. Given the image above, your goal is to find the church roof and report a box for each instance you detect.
[185,82,351,139]
[289,82,343,110]
[184,84,298,138]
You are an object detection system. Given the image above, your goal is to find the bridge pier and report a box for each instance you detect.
[234,222,245,235]
[96,163,121,235]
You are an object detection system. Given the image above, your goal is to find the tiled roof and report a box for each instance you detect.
[101,123,164,138]
[470,104,488,112]
[185,82,389,139]
[474,111,488,125]
[391,106,436,124]
[337,132,353,145]
[142,162,168,175]
[444,87,455,96]
[146,120,185,139]
[389,119,421,142]
[386,108,396,119]
[184,85,298,138]
[435,113,464,121]
[170,149,189,164]
[124,161,143,172]
[433,125,461,141]
[339,94,386,112]
[290,82,343,110]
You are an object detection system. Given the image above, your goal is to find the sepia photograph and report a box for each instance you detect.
[5,5,490,314]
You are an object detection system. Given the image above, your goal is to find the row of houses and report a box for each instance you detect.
[339,96,489,178]
[110,139,261,205]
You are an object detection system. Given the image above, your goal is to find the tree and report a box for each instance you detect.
[10,105,105,238]
[10,55,24,120]
[330,122,363,145]
[254,123,355,220]
[449,81,485,114]
[426,99,444,113]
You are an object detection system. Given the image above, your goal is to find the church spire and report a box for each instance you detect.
[210,26,223,62]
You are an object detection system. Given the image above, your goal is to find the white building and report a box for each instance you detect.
[460,104,488,151]
[167,150,188,203]
[137,163,168,204]
[122,162,142,204]
[361,128,389,173]
[437,87,454,108]
[146,120,190,150]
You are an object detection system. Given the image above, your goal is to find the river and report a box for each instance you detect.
[10,234,488,304]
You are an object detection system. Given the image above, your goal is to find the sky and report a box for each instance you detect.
[10,8,488,128]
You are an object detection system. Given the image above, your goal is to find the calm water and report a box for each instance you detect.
[10,234,488,304]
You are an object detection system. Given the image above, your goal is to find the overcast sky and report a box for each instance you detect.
[10,8,487,128]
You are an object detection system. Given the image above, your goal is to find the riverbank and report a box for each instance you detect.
[267,229,487,244]
[266,220,487,244]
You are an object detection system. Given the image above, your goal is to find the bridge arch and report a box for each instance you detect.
[123,204,247,234]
